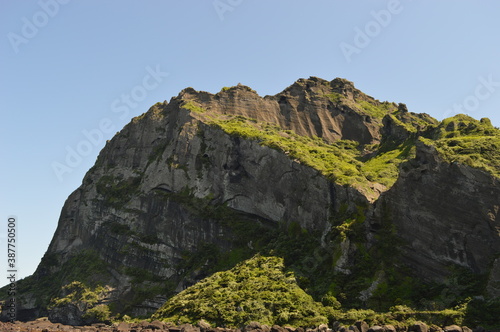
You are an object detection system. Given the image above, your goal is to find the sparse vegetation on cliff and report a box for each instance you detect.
[49,281,111,325]
[420,115,500,179]
[208,114,413,190]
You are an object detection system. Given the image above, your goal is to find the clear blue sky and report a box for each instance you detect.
[1,1,500,281]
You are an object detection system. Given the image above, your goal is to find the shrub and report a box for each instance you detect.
[153,255,329,328]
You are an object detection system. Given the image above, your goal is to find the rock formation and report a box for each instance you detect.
[5,77,499,326]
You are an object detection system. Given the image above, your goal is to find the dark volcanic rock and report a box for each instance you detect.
[374,140,500,283]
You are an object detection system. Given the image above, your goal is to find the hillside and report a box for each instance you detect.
[3,77,499,328]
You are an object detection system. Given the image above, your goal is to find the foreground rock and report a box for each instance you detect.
[0,320,494,332]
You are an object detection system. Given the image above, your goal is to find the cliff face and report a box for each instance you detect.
[374,141,500,284]
[10,77,500,322]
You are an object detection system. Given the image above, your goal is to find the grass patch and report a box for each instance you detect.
[207,114,412,191]
[361,140,416,187]
[182,101,206,114]
[357,100,394,119]
[420,114,500,179]
[325,92,343,104]
[209,116,363,185]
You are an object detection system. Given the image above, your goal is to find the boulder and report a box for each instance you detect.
[382,325,397,332]
[367,326,384,332]
[354,322,369,332]
[443,326,461,332]
[409,323,428,332]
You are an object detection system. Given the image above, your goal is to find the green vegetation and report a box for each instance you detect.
[207,114,413,190]
[325,92,343,104]
[357,100,394,119]
[182,101,206,114]
[418,115,500,179]
[330,304,469,328]
[174,90,499,192]
[153,255,329,327]
[152,254,478,328]
[96,174,142,209]
[204,111,500,191]
[15,250,111,310]
[97,106,498,326]
[49,281,111,324]
[211,115,362,184]
[431,135,500,177]
[325,92,396,119]
[361,140,416,187]
[143,106,499,327]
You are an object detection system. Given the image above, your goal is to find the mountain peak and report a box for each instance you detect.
[6,77,500,328]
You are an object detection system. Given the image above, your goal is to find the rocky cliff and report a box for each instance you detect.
[7,77,500,325]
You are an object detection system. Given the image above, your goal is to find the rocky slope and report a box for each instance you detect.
[5,77,500,326]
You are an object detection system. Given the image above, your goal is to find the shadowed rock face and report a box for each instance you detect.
[373,141,500,282]
[9,77,500,322]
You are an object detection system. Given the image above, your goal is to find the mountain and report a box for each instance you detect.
[6,77,500,327]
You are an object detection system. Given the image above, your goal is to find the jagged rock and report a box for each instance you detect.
[409,323,428,332]
[354,321,369,332]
